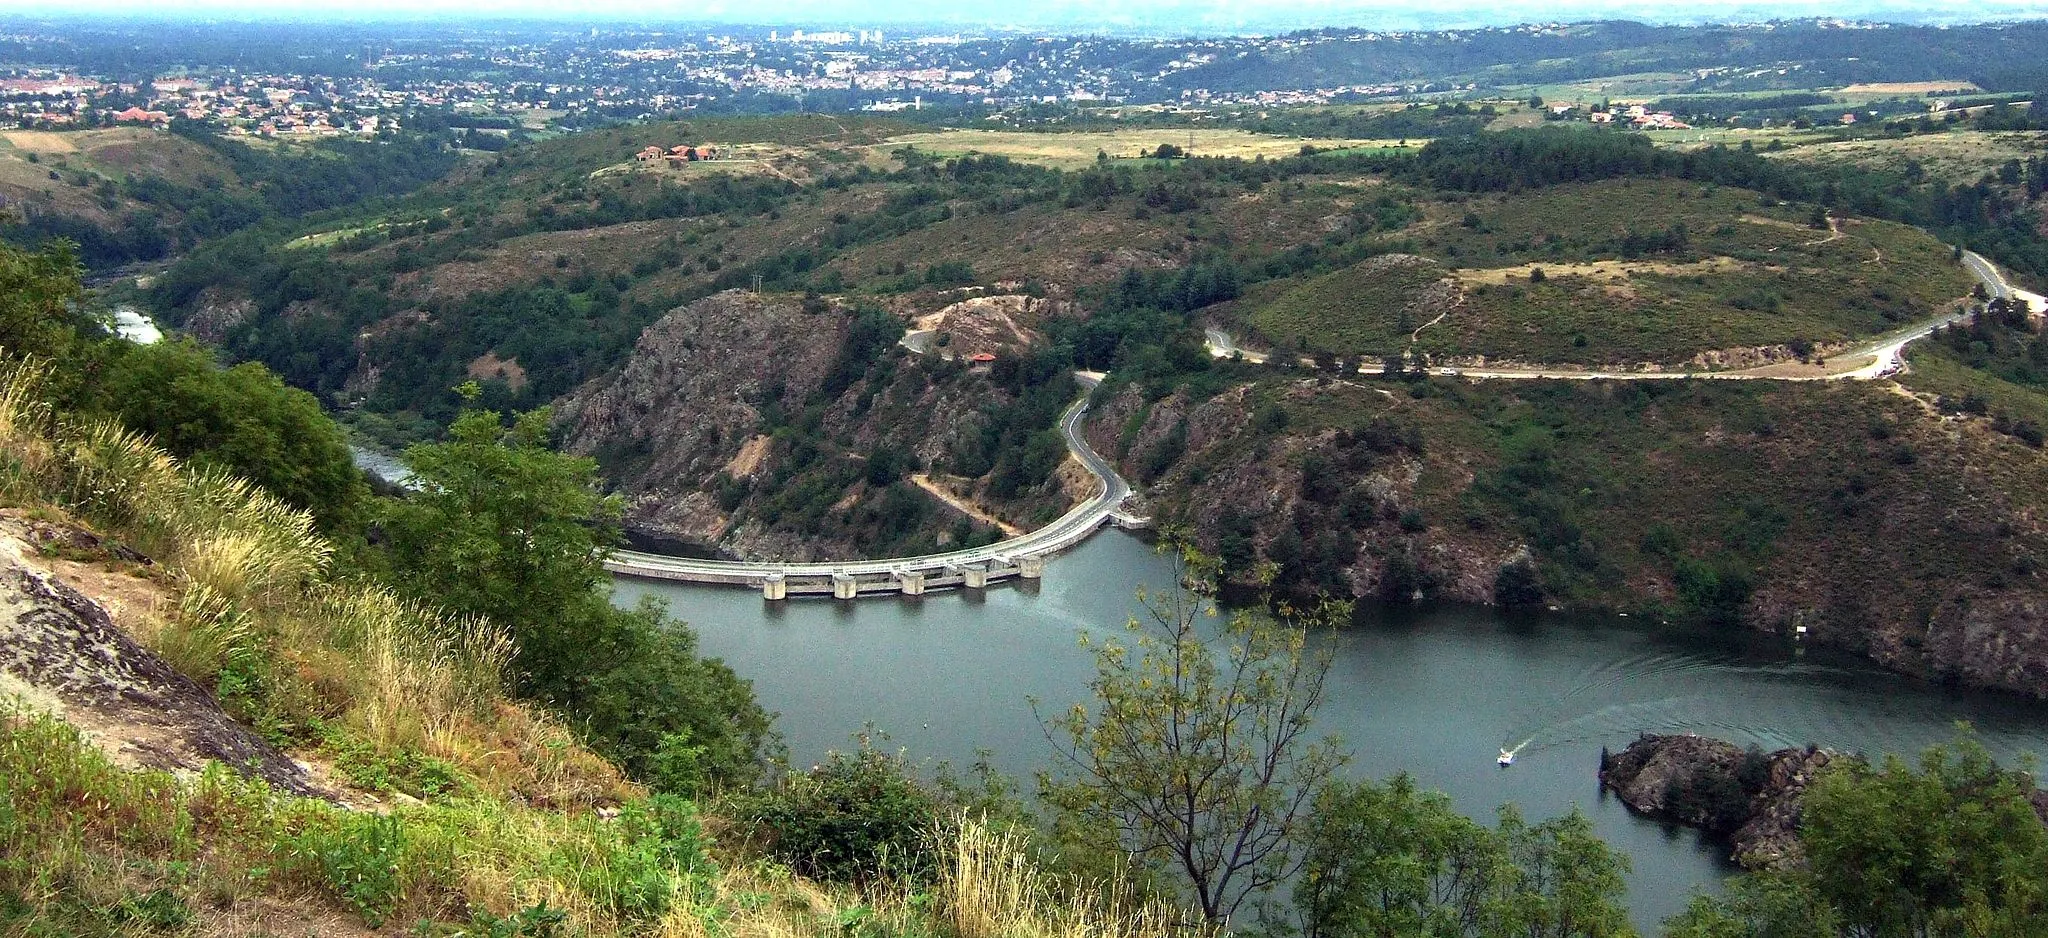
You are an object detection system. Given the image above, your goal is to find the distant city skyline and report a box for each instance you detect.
[3,0,2048,33]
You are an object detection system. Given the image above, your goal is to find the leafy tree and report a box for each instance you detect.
[382,399,616,684]
[1297,773,1510,938]
[1493,806,1634,938]
[1664,874,1843,938]
[1665,731,2048,938]
[1299,776,1635,938]
[380,390,774,785]
[1036,544,1349,925]
[90,339,367,529]
[0,241,87,365]
[1799,733,2048,936]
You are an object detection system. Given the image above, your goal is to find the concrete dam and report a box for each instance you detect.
[602,375,1145,599]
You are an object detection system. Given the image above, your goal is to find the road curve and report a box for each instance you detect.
[609,251,2016,584]
[1206,249,2014,383]
[603,373,1131,581]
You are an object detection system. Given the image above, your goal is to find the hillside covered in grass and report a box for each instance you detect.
[0,124,460,270]
[1243,178,1971,367]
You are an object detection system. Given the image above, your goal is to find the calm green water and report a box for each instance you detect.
[613,529,2048,930]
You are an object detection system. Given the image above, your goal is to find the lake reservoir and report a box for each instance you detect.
[613,528,2048,928]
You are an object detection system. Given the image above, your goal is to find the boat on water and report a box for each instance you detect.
[1497,748,1515,767]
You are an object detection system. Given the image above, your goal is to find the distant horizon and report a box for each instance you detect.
[4,2,2048,36]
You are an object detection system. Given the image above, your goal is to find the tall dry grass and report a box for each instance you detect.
[307,585,511,749]
[0,358,55,497]
[0,355,628,805]
[62,418,330,604]
[638,816,1199,938]
[936,815,1197,938]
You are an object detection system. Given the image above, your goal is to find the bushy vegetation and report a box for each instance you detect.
[1297,775,1631,938]
[1250,255,1445,358]
[1667,733,2048,937]
[1405,129,2048,284]
[731,743,952,885]
[377,393,774,787]
[1911,296,2048,445]
[82,338,368,528]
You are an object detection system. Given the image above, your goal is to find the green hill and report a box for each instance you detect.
[1241,178,1973,366]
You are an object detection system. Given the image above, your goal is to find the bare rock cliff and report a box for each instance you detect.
[558,290,844,549]
[559,290,1064,561]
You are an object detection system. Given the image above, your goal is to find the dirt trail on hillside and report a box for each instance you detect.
[910,474,1026,536]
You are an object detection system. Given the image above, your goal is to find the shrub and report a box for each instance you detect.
[1494,556,1545,607]
[296,813,408,926]
[736,744,946,884]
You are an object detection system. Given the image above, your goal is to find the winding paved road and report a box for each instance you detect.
[610,250,2020,586]
[603,374,1132,583]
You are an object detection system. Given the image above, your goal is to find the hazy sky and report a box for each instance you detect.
[3,0,2045,31]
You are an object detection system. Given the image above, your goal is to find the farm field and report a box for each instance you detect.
[1768,130,2048,184]
[1836,80,1983,95]
[874,128,1415,169]
[0,127,244,225]
[1495,71,1702,105]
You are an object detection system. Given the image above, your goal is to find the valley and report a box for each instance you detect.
[13,14,2048,936]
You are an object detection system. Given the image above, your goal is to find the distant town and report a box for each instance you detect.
[0,17,2029,149]
[0,22,1694,137]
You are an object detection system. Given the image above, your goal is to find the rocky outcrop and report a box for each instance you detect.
[1598,734,1834,869]
[557,291,847,551]
[183,286,252,344]
[559,290,1065,561]
[913,294,1071,359]
[0,524,325,798]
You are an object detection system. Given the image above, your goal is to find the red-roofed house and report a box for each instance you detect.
[113,106,170,125]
